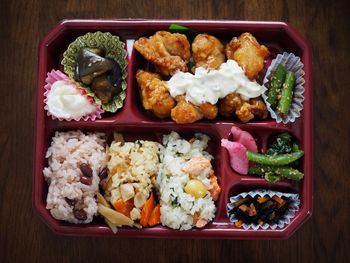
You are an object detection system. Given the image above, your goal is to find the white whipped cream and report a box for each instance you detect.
[167,59,267,105]
[46,80,96,119]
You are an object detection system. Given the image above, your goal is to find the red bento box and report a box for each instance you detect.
[33,19,313,239]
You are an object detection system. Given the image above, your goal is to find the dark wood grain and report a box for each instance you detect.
[0,0,349,262]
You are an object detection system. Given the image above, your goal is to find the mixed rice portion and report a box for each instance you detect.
[158,132,220,230]
[101,134,160,222]
[43,130,220,231]
[43,131,107,224]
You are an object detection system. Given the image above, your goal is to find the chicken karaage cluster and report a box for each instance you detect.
[134,30,269,123]
[136,70,175,118]
[136,70,218,123]
[192,34,225,70]
[134,31,191,76]
[170,96,219,124]
[226,32,269,80]
[219,93,267,123]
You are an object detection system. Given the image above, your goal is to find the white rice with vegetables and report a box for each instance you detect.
[43,130,107,224]
[157,131,218,230]
[102,134,160,222]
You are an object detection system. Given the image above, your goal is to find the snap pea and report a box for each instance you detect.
[247,150,304,166]
[267,64,286,107]
[277,71,296,116]
[188,56,195,73]
[168,24,199,43]
[249,164,304,182]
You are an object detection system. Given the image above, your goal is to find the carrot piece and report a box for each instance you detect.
[238,204,249,212]
[140,192,155,227]
[234,220,244,228]
[113,199,134,217]
[148,204,161,226]
[277,200,286,208]
[248,203,257,216]
[257,196,269,204]
[113,199,125,212]
[272,195,284,205]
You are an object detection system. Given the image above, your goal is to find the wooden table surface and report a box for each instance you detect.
[0,0,349,262]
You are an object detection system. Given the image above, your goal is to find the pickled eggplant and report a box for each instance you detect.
[75,47,122,104]
[75,48,113,84]
[91,75,115,104]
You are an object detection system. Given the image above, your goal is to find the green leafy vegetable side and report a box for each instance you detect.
[248,132,304,183]
[266,132,293,155]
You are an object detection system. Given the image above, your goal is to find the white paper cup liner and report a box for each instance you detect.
[227,189,300,230]
[262,52,305,124]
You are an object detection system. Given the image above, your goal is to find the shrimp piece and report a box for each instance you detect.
[193,212,208,228]
[196,219,208,228]
[182,156,212,177]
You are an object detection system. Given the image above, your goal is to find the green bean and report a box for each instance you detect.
[249,164,304,182]
[277,71,296,115]
[292,143,299,152]
[264,173,282,183]
[267,64,286,107]
[246,150,304,166]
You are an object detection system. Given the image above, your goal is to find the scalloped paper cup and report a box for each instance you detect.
[227,189,300,230]
[262,52,305,124]
[61,31,127,113]
[44,70,104,121]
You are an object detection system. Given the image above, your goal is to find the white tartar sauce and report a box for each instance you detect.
[46,80,96,119]
[167,59,266,105]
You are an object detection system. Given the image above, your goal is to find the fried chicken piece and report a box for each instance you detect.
[171,96,203,124]
[248,98,268,120]
[136,70,175,118]
[134,31,191,76]
[219,93,268,122]
[218,93,244,117]
[235,98,268,122]
[192,34,225,70]
[226,32,269,80]
[199,102,218,120]
[235,102,255,123]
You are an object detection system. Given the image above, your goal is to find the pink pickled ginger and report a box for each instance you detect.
[230,126,258,152]
[221,139,249,175]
